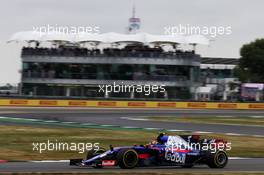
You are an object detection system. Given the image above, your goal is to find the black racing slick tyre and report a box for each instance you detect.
[207,150,228,168]
[117,148,138,169]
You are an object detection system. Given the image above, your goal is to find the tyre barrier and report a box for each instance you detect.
[0,99,264,109]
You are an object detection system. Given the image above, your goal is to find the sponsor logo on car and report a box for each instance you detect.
[102,160,115,166]
[165,151,186,163]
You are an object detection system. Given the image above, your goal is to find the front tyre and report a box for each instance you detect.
[117,149,138,169]
[207,151,228,168]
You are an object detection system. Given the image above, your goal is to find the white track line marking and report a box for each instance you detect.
[144,128,160,130]
[216,116,234,118]
[80,123,96,126]
[61,122,77,124]
[229,157,252,160]
[252,135,264,138]
[121,116,264,128]
[194,131,213,134]
[167,129,186,132]
[1,116,263,138]
[25,118,41,122]
[31,160,69,163]
[43,120,59,123]
[250,116,264,118]
[120,117,149,121]
[225,133,244,136]
[28,157,251,163]
[0,111,26,114]
[100,125,116,127]
[121,126,140,129]
[8,117,24,120]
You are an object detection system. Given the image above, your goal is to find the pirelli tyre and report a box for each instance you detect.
[207,150,228,168]
[117,148,139,169]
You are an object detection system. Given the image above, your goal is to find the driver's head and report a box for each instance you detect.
[159,133,165,137]
[157,132,166,144]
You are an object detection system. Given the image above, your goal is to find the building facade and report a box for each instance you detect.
[21,45,201,99]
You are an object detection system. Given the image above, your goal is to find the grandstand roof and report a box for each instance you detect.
[201,57,239,65]
[8,31,209,45]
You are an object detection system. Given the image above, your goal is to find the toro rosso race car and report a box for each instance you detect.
[70,133,229,169]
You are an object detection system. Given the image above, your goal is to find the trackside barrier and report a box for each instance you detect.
[0,99,264,110]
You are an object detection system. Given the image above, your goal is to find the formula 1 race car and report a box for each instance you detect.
[70,133,229,169]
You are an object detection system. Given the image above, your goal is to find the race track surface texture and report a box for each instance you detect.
[0,108,263,136]
[0,107,263,173]
[0,158,264,172]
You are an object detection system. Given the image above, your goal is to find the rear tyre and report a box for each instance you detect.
[207,151,228,168]
[117,148,138,169]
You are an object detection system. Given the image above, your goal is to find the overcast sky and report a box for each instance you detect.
[0,0,263,84]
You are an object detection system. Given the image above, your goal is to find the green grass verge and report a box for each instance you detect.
[0,125,263,161]
[146,116,264,127]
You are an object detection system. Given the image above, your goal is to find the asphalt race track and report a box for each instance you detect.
[0,107,264,173]
[0,107,263,136]
[0,158,264,173]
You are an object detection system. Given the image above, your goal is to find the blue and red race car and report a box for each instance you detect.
[70,133,229,169]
